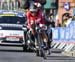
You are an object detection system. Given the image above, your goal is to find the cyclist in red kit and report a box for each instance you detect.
[26,2,50,55]
[26,2,45,35]
[26,7,45,29]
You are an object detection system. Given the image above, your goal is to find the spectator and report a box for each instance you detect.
[62,13,72,27]
[23,0,30,9]
[16,0,20,8]
[56,19,61,27]
[48,14,55,27]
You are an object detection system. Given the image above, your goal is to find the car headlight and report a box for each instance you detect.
[0,26,2,29]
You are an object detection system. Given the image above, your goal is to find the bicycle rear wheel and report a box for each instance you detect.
[36,32,47,59]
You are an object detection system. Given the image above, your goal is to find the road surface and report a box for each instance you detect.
[0,46,74,62]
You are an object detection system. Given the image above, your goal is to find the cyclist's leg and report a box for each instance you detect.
[40,31,51,55]
[42,31,48,49]
[30,24,38,48]
[26,24,35,49]
[46,29,52,54]
[30,24,36,42]
[48,29,52,49]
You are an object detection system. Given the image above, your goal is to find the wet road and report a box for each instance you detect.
[0,46,75,62]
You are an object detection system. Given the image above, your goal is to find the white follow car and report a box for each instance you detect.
[0,10,27,51]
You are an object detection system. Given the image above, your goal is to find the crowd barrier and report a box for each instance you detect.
[51,21,75,57]
[52,21,75,41]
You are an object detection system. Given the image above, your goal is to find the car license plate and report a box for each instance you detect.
[6,38,19,41]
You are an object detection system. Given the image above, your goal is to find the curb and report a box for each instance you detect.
[62,51,73,57]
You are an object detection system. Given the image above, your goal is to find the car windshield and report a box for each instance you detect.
[0,16,26,24]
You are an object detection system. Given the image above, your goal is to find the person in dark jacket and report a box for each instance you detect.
[45,14,55,27]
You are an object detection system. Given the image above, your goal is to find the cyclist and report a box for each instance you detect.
[26,2,50,54]
[34,2,52,54]
[26,3,45,41]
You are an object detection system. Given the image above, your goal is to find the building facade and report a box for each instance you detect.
[58,0,75,24]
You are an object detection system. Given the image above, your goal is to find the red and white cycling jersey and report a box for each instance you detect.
[26,9,45,29]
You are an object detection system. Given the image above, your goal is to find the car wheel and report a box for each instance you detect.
[23,45,28,52]
[36,49,40,56]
